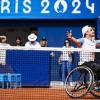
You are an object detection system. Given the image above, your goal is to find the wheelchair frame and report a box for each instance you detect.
[65,66,100,98]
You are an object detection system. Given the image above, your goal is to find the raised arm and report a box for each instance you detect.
[66,32,81,48]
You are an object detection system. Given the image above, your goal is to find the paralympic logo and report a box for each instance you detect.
[54,0,67,13]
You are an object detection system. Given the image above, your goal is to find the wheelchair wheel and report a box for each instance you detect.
[90,80,100,98]
[65,66,93,98]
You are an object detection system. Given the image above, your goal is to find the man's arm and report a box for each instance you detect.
[67,32,81,48]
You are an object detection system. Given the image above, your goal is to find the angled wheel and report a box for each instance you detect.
[65,66,93,98]
[90,81,100,98]
[90,72,100,98]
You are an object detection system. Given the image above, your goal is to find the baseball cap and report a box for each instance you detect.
[82,25,90,37]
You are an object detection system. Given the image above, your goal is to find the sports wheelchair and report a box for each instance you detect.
[65,61,100,98]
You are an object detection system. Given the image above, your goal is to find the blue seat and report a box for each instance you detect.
[0,74,5,88]
[0,73,21,88]
[0,73,9,88]
[10,73,21,88]
[16,74,21,88]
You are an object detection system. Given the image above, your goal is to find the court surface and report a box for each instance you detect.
[0,88,99,100]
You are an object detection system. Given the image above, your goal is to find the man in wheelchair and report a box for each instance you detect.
[64,25,100,98]
[67,25,100,80]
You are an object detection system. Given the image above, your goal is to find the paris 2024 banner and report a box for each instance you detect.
[0,0,99,19]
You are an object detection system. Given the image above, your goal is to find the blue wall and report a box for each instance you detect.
[38,26,82,47]
[97,17,100,38]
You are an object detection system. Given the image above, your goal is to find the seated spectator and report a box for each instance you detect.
[0,35,10,46]
[25,33,41,48]
[0,35,10,65]
[15,36,22,46]
[40,37,47,47]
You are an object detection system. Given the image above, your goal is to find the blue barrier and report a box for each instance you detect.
[6,50,50,87]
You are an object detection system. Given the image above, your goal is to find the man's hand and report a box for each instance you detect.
[66,32,72,40]
[66,31,81,47]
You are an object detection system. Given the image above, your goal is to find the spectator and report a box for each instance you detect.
[40,37,47,47]
[58,40,74,83]
[15,36,22,46]
[25,33,41,48]
[0,35,10,65]
[0,35,10,46]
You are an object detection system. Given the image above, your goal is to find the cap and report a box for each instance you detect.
[82,25,90,37]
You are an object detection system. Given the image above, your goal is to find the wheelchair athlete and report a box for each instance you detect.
[66,25,100,98]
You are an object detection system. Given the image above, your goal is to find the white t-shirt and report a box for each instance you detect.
[60,46,74,61]
[0,43,10,47]
[0,43,11,65]
[78,38,100,65]
[25,41,41,48]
